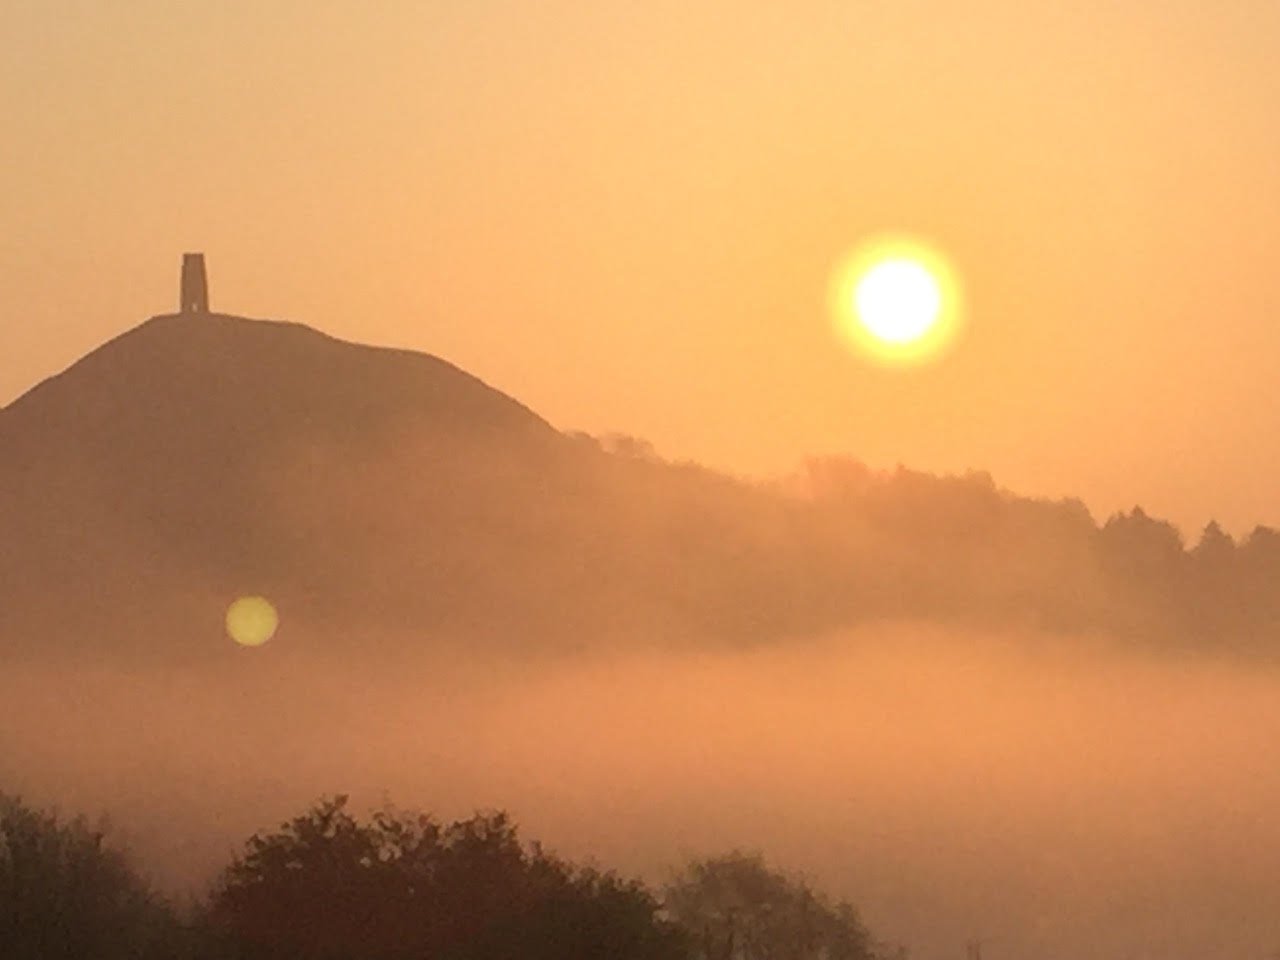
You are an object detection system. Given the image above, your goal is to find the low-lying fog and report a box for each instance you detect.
[5,625,1279,960]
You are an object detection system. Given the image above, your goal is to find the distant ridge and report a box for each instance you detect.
[4,309,1280,664]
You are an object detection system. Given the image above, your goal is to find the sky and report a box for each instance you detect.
[4,0,1280,538]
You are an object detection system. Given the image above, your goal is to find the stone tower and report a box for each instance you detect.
[180,253,209,314]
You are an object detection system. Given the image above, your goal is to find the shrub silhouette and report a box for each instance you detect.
[209,794,689,960]
[2,791,900,960]
[665,851,882,960]
[0,791,179,960]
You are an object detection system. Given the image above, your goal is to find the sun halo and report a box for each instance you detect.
[832,238,962,366]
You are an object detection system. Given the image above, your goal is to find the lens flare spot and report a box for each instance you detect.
[831,236,963,366]
[225,596,279,648]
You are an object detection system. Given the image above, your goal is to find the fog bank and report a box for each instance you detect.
[5,625,1280,959]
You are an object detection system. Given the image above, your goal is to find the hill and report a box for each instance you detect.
[0,313,572,657]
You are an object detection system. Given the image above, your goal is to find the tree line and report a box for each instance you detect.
[577,445,1280,652]
[0,791,902,960]
[788,458,1280,649]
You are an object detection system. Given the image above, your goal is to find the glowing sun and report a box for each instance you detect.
[225,596,279,648]
[832,237,962,365]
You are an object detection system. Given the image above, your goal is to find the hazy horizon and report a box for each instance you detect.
[3,305,1273,546]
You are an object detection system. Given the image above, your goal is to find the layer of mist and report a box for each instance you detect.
[6,626,1279,960]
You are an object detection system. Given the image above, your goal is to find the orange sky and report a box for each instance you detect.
[4,0,1279,538]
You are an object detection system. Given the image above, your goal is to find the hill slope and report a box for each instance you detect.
[0,314,579,656]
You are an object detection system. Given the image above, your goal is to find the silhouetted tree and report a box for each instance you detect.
[1239,525,1280,611]
[0,792,180,960]
[1099,507,1185,569]
[1217,524,1280,650]
[664,851,881,960]
[209,794,688,960]
[1192,520,1235,564]
[601,433,661,461]
[1183,519,1242,638]
[1096,507,1189,636]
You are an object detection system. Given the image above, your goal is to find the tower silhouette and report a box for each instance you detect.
[180,253,209,314]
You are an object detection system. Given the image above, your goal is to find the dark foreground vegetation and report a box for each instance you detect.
[0,791,899,960]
